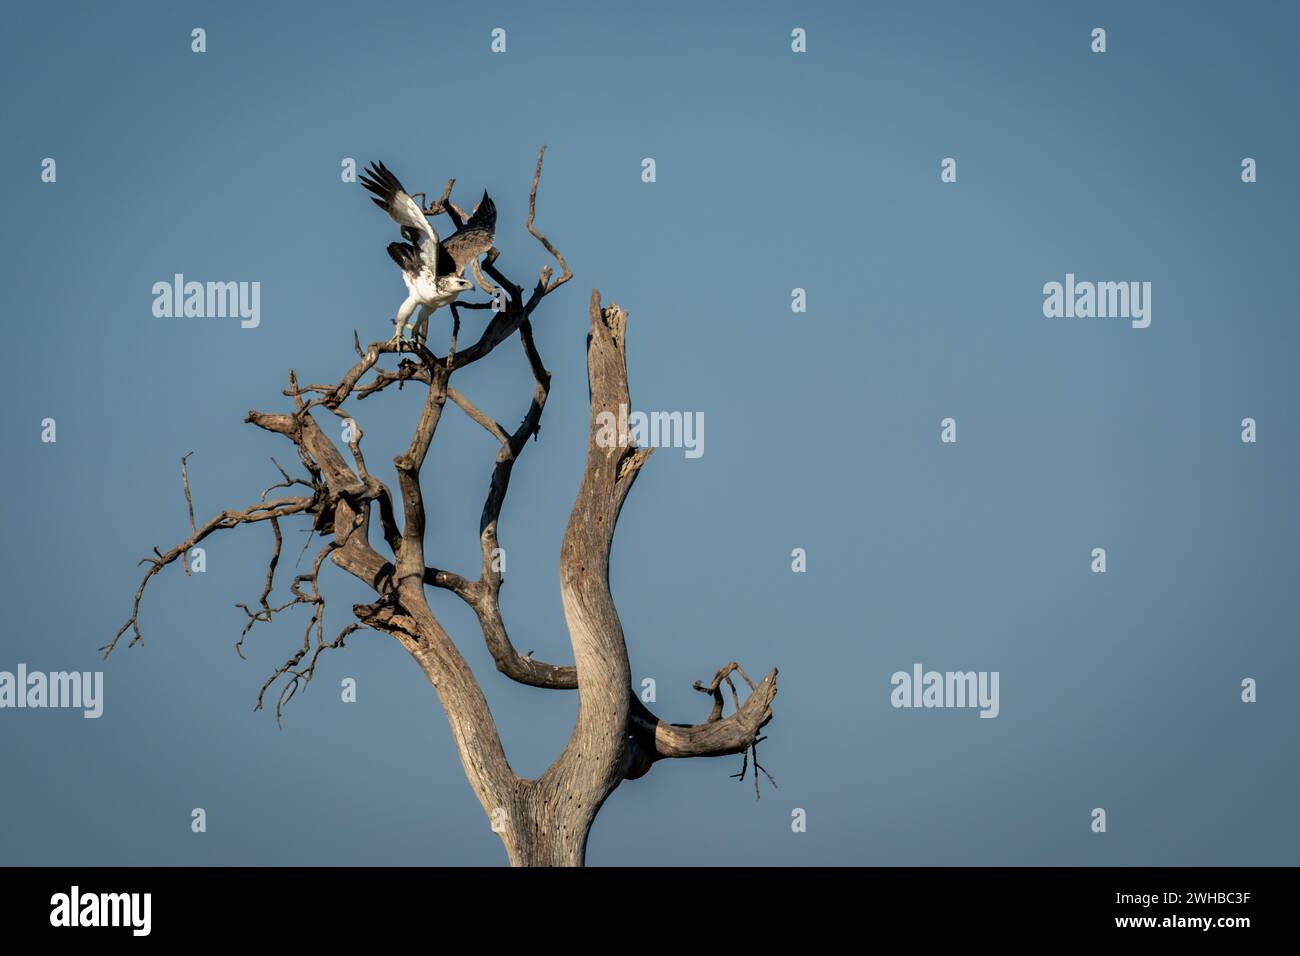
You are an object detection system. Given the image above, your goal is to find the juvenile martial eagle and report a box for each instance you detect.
[359,161,497,347]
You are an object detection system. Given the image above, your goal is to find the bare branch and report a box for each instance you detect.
[180,452,197,574]
[628,667,779,782]
[416,178,456,217]
[260,456,311,500]
[180,452,197,532]
[250,541,350,726]
[448,386,510,443]
[423,308,577,690]
[526,145,572,295]
[234,516,283,659]
[105,496,315,657]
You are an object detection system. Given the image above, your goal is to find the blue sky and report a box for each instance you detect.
[0,0,1297,865]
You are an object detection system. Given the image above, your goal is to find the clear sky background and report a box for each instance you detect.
[1,0,1297,866]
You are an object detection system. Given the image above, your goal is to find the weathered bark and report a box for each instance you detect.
[109,151,779,866]
[499,294,648,865]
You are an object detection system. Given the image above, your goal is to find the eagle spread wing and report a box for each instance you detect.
[360,161,438,248]
[363,163,494,282]
[384,239,429,277]
[437,192,496,276]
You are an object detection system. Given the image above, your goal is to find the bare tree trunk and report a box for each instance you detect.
[499,780,600,867]
[109,150,779,867]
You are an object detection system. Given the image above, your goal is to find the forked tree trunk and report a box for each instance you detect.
[449,293,645,868]
[500,779,605,867]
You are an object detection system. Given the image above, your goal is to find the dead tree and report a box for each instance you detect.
[107,148,778,867]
